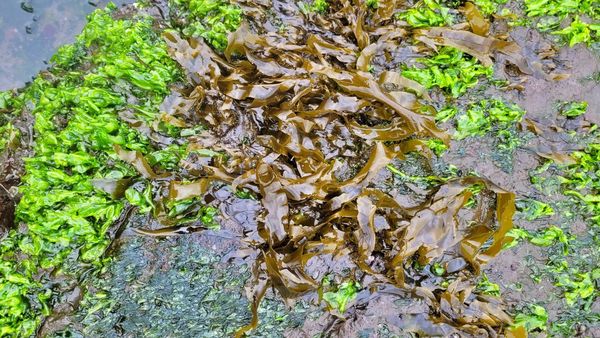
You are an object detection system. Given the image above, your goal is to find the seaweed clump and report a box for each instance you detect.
[156,0,538,335]
[402,47,493,98]
[509,135,600,334]
[0,5,181,335]
[170,0,242,50]
[524,0,600,46]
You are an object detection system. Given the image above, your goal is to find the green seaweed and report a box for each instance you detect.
[0,6,181,335]
[426,138,448,156]
[516,198,555,221]
[477,273,501,296]
[505,226,569,252]
[299,0,329,14]
[366,0,379,9]
[524,0,600,46]
[234,188,256,199]
[554,269,598,306]
[148,144,189,171]
[0,123,20,154]
[431,262,445,276]
[523,140,600,324]
[435,106,458,123]
[528,226,569,247]
[542,142,600,309]
[454,105,488,139]
[172,0,243,50]
[524,0,599,19]
[559,101,588,118]
[524,0,580,18]
[0,91,15,111]
[472,0,508,16]
[561,144,600,226]
[552,16,600,46]
[396,0,454,28]
[454,99,524,141]
[464,182,484,208]
[165,198,219,228]
[401,47,492,98]
[126,183,155,214]
[513,304,548,332]
[321,278,360,313]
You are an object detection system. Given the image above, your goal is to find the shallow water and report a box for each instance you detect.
[0,0,132,90]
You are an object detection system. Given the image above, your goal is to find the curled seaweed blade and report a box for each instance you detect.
[459,179,517,268]
[256,163,290,245]
[463,2,490,36]
[355,196,377,259]
[328,142,395,209]
[114,145,162,179]
[264,247,318,300]
[308,64,448,143]
[151,3,534,334]
[91,178,133,199]
[168,180,211,201]
[417,27,532,74]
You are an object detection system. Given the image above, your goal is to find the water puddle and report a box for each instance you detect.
[0,0,133,90]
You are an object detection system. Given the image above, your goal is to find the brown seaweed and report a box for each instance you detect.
[113,145,162,179]
[153,0,537,335]
[417,27,532,74]
[462,2,490,37]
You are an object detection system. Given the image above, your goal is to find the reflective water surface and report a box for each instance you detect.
[0,0,132,90]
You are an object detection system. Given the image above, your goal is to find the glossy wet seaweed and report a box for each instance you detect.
[160,0,536,335]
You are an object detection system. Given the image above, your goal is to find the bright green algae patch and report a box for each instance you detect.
[0,6,180,335]
[454,99,524,141]
[321,277,360,313]
[396,0,454,28]
[0,91,24,154]
[524,0,600,46]
[563,143,600,226]
[299,0,330,14]
[401,47,493,98]
[472,0,508,16]
[171,0,242,50]
[559,100,588,118]
[0,123,20,154]
[515,198,555,221]
[513,304,549,332]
